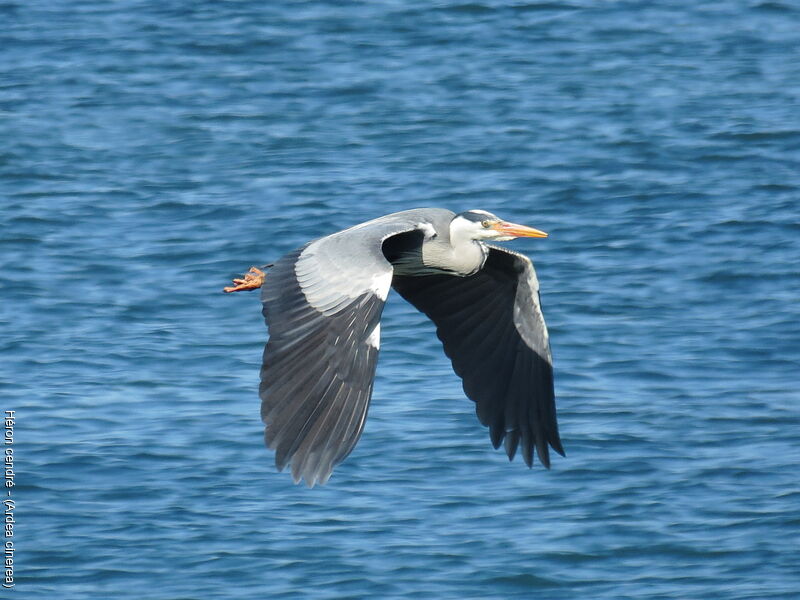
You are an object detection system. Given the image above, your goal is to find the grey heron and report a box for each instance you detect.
[225,208,564,486]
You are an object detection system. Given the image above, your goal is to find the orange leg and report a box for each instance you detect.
[223,266,266,293]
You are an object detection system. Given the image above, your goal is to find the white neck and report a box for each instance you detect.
[449,216,479,248]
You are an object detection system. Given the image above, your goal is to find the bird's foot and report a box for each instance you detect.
[223,267,266,293]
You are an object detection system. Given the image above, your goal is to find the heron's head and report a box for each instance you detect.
[451,210,548,242]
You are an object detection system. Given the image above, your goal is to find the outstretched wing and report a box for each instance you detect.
[259,209,454,486]
[391,245,564,468]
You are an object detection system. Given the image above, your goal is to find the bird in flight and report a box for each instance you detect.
[225,208,563,486]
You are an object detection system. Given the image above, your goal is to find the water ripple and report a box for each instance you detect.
[4,1,799,599]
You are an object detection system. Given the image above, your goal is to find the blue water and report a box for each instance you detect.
[3,1,799,598]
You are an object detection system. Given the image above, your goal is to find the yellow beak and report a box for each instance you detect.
[492,221,548,238]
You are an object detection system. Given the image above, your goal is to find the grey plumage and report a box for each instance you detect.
[256,208,563,486]
[392,245,562,468]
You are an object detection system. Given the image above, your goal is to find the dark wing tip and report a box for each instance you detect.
[552,436,566,458]
[536,443,550,469]
[504,430,519,461]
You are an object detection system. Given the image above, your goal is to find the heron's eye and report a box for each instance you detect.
[481,220,492,228]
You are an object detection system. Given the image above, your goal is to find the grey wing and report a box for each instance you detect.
[259,210,449,487]
[391,245,564,468]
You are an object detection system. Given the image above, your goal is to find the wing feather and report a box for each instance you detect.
[259,209,454,486]
[392,245,563,468]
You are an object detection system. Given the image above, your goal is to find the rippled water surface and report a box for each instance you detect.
[3,1,800,598]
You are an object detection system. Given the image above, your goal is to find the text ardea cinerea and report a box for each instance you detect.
[225,208,564,486]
